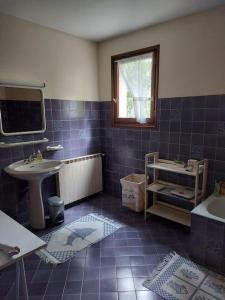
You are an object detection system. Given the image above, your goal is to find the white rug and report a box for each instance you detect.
[143,252,225,300]
[36,213,123,264]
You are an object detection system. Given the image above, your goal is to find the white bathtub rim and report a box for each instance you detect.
[191,194,225,224]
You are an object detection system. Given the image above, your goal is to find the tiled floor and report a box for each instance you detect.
[0,193,190,300]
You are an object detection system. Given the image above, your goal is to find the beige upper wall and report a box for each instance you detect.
[0,13,99,101]
[98,6,225,100]
[1,7,225,102]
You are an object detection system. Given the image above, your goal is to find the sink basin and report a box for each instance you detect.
[5,159,64,230]
[5,159,64,181]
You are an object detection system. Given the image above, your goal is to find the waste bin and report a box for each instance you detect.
[47,196,64,224]
[120,174,145,212]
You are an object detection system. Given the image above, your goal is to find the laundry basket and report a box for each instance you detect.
[120,174,145,212]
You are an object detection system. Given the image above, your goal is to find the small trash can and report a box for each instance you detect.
[120,174,145,212]
[47,196,64,224]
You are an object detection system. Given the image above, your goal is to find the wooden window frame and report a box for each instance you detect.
[111,45,159,128]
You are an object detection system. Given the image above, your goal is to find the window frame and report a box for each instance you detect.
[111,45,159,128]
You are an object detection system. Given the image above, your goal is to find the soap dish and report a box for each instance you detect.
[46,145,63,151]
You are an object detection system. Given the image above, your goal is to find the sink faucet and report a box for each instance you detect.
[24,153,36,164]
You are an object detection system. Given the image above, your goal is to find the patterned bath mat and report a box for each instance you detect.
[36,213,123,264]
[143,252,225,300]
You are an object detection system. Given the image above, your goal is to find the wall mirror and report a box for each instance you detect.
[0,85,46,136]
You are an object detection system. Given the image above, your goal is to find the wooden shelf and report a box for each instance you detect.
[147,160,203,176]
[144,152,208,226]
[146,203,191,227]
[146,180,200,204]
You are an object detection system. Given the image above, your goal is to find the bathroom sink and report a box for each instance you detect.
[5,159,64,230]
[5,159,64,181]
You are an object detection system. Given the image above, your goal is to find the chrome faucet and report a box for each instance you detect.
[24,153,36,164]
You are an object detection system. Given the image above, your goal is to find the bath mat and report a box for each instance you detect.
[143,252,225,300]
[36,213,123,264]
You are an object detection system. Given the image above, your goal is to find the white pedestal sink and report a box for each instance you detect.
[5,159,64,230]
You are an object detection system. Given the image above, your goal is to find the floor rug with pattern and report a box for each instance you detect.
[36,213,123,264]
[143,252,225,300]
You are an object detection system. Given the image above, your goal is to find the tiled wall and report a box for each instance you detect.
[1,95,225,224]
[190,213,225,274]
[100,95,225,198]
[0,99,101,222]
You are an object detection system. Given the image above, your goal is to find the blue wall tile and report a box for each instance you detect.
[190,213,225,274]
[100,94,225,198]
[1,94,225,225]
[0,99,101,223]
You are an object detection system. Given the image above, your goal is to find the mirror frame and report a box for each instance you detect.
[0,84,46,136]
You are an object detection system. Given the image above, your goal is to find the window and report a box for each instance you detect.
[111,45,159,128]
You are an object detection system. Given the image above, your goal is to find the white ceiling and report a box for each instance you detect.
[0,0,225,41]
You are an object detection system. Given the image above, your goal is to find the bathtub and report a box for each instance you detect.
[192,194,225,223]
[190,194,225,274]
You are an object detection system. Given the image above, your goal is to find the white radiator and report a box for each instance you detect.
[57,153,103,205]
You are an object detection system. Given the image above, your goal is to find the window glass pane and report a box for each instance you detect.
[118,53,152,118]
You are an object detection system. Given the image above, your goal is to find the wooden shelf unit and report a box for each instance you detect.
[144,152,208,227]
[147,161,204,176]
[146,203,191,227]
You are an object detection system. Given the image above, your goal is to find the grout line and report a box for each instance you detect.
[99,236,102,300]
[59,259,71,300]
[34,260,53,300]
[79,248,87,300]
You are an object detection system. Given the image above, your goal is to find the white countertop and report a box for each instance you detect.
[0,210,46,270]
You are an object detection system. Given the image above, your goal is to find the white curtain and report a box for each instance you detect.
[118,53,152,123]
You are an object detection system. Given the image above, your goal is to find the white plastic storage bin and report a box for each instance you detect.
[120,174,145,212]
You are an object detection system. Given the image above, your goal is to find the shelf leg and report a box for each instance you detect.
[16,261,20,299]
[20,259,29,300]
